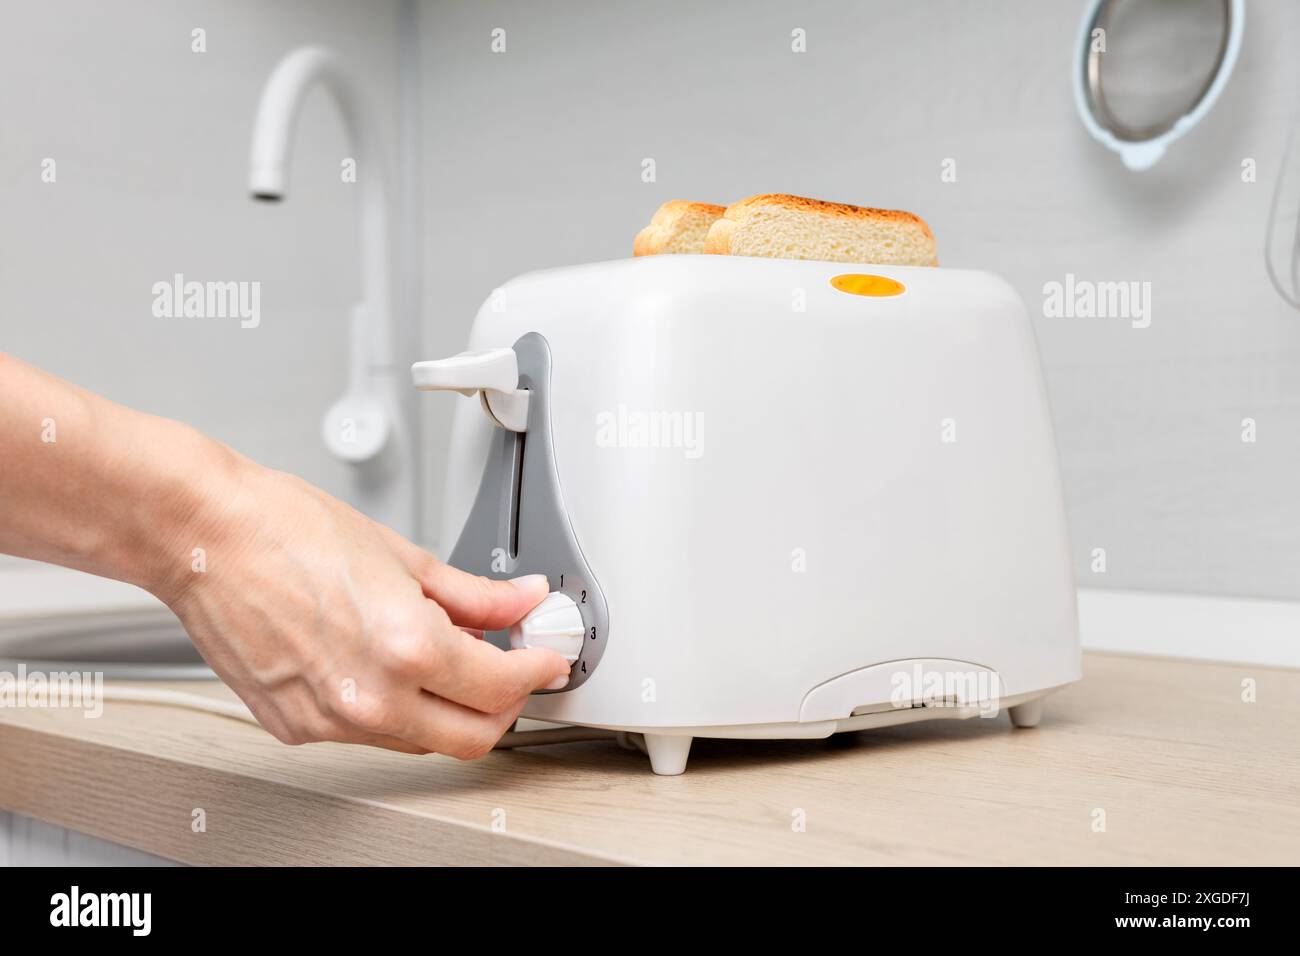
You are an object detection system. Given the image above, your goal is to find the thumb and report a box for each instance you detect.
[418,563,550,630]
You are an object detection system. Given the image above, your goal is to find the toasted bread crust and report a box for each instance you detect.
[634,200,726,256]
[702,216,736,255]
[632,226,659,257]
[720,193,935,241]
[651,199,726,223]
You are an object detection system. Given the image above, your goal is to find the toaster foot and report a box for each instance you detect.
[1008,698,1044,728]
[645,734,693,775]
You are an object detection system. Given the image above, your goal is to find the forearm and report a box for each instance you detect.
[0,352,247,599]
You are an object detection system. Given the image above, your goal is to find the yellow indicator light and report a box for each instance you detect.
[830,273,906,297]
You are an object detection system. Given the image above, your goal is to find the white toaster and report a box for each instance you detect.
[413,255,1081,774]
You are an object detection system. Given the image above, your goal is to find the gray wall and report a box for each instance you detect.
[1,0,404,510]
[419,0,1300,600]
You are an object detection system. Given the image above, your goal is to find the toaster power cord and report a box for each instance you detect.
[24,682,642,752]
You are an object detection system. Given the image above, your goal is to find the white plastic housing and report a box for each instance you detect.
[441,256,1081,738]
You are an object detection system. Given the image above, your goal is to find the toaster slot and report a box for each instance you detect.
[506,431,525,559]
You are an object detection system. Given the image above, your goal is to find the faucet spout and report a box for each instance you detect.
[248,45,392,367]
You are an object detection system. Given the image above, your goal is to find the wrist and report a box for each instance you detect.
[134,423,257,607]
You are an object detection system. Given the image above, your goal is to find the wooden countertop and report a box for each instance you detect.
[1,652,1297,865]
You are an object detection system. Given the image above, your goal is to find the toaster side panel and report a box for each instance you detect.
[445,333,611,690]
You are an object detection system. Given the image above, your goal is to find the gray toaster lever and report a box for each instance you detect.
[447,332,609,691]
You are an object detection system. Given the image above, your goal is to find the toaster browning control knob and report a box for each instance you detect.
[509,592,586,663]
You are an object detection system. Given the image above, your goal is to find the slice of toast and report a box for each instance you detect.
[633,200,726,256]
[704,193,937,266]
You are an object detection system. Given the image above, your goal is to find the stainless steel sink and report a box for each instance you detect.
[0,607,213,679]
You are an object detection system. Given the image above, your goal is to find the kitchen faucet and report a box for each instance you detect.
[248,45,414,537]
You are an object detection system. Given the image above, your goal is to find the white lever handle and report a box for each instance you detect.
[411,348,519,396]
[411,348,530,431]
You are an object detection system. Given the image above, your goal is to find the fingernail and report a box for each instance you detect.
[509,573,549,591]
[546,673,570,690]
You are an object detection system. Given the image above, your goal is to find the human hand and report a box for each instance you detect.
[152,461,570,757]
